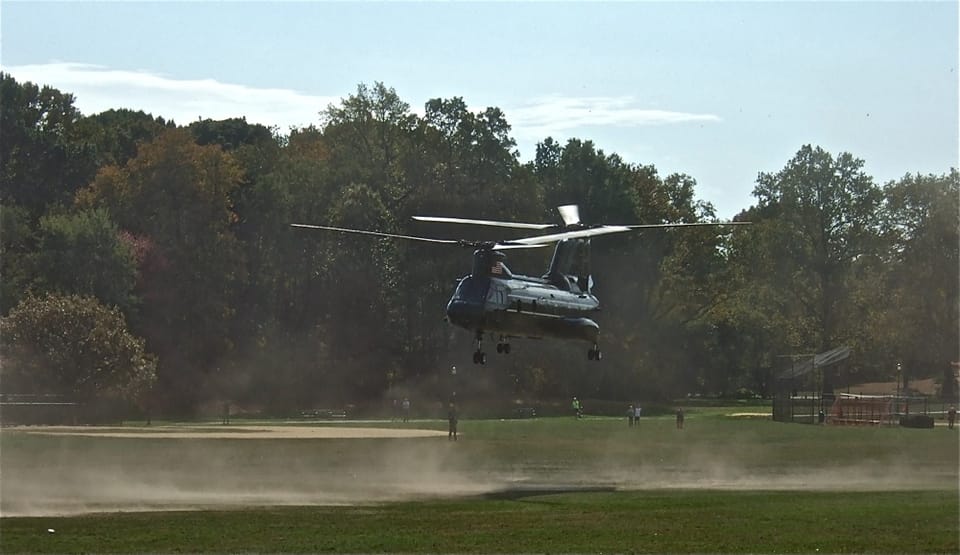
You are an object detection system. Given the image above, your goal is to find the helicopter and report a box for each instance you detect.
[292,205,747,364]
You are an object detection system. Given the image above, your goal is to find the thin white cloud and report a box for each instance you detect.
[505,95,722,140]
[2,62,336,130]
[2,63,721,144]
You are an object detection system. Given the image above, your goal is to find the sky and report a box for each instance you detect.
[2,1,957,219]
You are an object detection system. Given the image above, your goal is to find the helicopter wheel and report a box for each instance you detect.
[504,343,511,354]
[588,346,602,361]
[496,343,503,354]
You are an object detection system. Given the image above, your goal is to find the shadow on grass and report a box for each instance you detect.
[482,484,616,500]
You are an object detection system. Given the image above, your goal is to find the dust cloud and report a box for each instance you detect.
[1,426,515,517]
[2,423,956,517]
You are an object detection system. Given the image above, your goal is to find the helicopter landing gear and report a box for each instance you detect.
[587,345,602,361]
[473,331,486,365]
[496,336,511,354]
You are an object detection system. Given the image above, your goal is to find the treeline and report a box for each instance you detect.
[1,74,957,416]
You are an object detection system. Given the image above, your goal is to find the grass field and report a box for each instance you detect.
[2,410,957,553]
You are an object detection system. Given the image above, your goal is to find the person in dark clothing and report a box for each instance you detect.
[447,402,459,441]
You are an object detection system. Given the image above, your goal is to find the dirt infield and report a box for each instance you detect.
[16,425,448,439]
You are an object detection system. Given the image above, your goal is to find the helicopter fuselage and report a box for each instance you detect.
[445,246,601,346]
[446,274,600,343]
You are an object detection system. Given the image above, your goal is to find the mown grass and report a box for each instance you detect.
[3,490,956,553]
[2,410,957,553]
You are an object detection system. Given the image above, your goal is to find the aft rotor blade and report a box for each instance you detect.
[508,225,634,245]
[557,204,581,226]
[412,215,555,230]
[290,223,461,245]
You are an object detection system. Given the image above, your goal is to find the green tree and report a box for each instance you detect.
[0,73,97,217]
[0,203,36,313]
[544,139,641,223]
[706,210,783,397]
[209,126,346,410]
[188,117,283,342]
[878,170,959,389]
[79,108,174,168]
[416,96,541,221]
[719,146,885,396]
[30,208,138,312]
[190,117,276,151]
[247,127,335,329]
[751,145,883,353]
[322,182,399,396]
[321,82,417,209]
[1,293,157,404]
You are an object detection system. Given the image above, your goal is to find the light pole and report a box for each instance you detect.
[895,362,902,417]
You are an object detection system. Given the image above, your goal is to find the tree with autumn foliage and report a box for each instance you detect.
[76,128,246,410]
[1,293,157,405]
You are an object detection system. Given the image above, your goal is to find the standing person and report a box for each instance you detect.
[948,405,956,429]
[572,397,582,419]
[634,405,642,426]
[627,404,634,426]
[447,401,459,441]
[676,407,685,429]
[401,397,411,423]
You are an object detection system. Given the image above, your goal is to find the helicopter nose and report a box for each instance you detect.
[446,299,484,328]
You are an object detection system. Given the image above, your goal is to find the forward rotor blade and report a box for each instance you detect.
[291,223,549,250]
[492,242,550,250]
[412,215,554,230]
[290,223,461,245]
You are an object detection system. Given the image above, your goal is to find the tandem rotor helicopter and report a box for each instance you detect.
[292,205,746,364]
